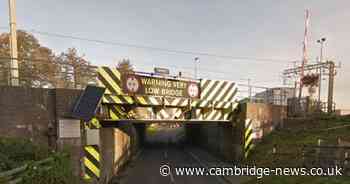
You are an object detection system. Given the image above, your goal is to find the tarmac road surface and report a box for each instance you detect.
[116,147,232,184]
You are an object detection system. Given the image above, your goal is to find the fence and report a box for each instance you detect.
[271,140,350,176]
[287,97,336,117]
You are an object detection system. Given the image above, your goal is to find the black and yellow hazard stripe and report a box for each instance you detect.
[84,118,101,129]
[134,96,163,106]
[200,79,238,102]
[83,145,100,180]
[190,99,229,110]
[83,118,101,180]
[97,67,123,95]
[109,105,128,120]
[164,97,188,107]
[103,94,134,104]
[103,94,164,106]
[244,119,254,158]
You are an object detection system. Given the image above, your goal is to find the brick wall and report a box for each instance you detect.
[0,86,55,146]
[0,86,83,176]
[0,86,82,145]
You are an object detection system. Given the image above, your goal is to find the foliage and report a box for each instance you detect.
[0,30,96,88]
[243,119,350,184]
[21,153,79,184]
[0,137,79,184]
[56,48,96,88]
[0,137,48,172]
[0,30,59,87]
[244,176,350,184]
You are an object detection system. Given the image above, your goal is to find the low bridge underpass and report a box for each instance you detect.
[99,120,241,184]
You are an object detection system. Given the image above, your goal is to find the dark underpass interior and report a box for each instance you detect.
[107,122,239,184]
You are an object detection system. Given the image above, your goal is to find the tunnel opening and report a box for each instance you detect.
[118,121,238,161]
[99,104,240,183]
[101,120,238,161]
[143,122,186,148]
[100,121,239,184]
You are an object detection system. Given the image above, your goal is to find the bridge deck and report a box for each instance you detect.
[101,119,231,125]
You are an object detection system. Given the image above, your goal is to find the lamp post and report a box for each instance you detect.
[194,57,199,79]
[248,78,252,102]
[317,37,326,110]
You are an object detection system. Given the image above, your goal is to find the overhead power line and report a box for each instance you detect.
[0,26,297,64]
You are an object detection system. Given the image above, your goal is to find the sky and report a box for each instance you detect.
[0,0,349,108]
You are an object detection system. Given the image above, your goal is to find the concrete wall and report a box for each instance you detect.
[186,123,237,161]
[186,103,287,163]
[100,122,139,183]
[243,103,287,139]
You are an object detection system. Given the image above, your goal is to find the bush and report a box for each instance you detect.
[0,137,79,184]
[0,137,48,171]
[21,153,79,184]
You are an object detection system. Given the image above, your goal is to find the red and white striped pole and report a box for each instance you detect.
[298,9,310,100]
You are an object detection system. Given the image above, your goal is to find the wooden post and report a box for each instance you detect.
[8,0,19,86]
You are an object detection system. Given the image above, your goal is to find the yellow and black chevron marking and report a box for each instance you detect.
[164,97,189,107]
[200,79,238,102]
[97,67,122,95]
[97,67,239,109]
[103,94,134,104]
[103,94,164,106]
[84,145,100,180]
[84,118,101,129]
[109,105,129,120]
[203,110,222,120]
[244,119,254,159]
[155,108,183,120]
[134,96,162,106]
[173,108,182,119]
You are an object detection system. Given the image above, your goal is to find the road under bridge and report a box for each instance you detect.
[74,67,251,183]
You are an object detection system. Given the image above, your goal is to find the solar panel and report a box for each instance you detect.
[71,85,105,121]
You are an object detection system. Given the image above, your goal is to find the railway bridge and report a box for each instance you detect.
[73,67,253,184]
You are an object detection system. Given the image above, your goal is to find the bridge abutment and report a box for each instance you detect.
[99,122,140,183]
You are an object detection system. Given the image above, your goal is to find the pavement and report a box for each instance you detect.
[115,147,239,184]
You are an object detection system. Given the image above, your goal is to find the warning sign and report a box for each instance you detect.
[122,74,200,98]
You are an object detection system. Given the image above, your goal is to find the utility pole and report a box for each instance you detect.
[299,9,310,100]
[317,37,326,109]
[8,0,19,86]
[327,61,335,113]
[292,60,298,98]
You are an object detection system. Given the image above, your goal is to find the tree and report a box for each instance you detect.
[0,30,96,89]
[0,30,59,87]
[56,48,96,89]
[116,58,134,73]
